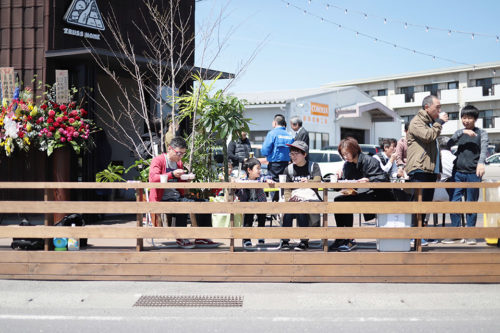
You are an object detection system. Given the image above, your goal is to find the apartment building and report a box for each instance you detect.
[323,61,500,148]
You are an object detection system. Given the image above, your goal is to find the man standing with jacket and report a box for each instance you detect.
[406,95,448,244]
[227,132,252,169]
[261,114,294,201]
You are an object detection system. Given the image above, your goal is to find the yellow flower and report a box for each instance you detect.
[24,137,30,145]
[26,122,32,132]
[30,106,38,116]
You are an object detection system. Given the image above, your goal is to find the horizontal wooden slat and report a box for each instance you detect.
[1,226,500,239]
[2,262,500,277]
[0,201,499,214]
[2,251,500,265]
[2,274,500,283]
[0,181,498,189]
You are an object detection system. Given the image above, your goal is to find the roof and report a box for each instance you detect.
[232,86,353,105]
[336,101,399,122]
[323,60,500,87]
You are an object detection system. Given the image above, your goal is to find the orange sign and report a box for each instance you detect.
[310,102,329,117]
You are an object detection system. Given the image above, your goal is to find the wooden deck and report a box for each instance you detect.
[1,181,499,283]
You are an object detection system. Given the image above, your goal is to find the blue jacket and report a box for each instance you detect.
[261,126,294,162]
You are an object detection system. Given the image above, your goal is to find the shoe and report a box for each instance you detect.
[466,238,477,245]
[328,239,344,252]
[243,240,252,248]
[194,239,220,248]
[258,239,265,245]
[279,240,291,251]
[294,241,309,251]
[427,239,439,244]
[442,238,465,244]
[338,240,357,252]
[176,239,195,249]
[421,239,428,246]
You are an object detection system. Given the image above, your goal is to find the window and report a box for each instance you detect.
[400,86,414,103]
[424,83,439,97]
[401,115,414,124]
[479,110,494,128]
[308,132,329,150]
[448,112,459,120]
[364,90,370,95]
[476,78,493,96]
[448,81,458,90]
[249,131,268,144]
[377,89,387,96]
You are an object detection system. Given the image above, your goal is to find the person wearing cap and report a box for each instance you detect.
[279,140,322,251]
[261,114,294,201]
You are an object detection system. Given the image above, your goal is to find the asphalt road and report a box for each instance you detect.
[1,280,499,332]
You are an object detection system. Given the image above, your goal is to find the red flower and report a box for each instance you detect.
[56,117,63,123]
[53,122,60,128]
[75,116,80,120]
[48,110,55,117]
[69,118,75,124]
[60,137,66,142]
[18,132,25,138]
[80,109,87,117]
[40,104,47,110]
[63,116,68,121]
[49,126,55,132]
[69,110,78,117]
[60,104,67,112]
[47,118,54,124]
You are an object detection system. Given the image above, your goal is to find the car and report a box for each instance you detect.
[322,144,380,156]
[308,149,344,179]
[484,153,500,181]
[251,144,344,180]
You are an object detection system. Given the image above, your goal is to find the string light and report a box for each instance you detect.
[316,0,500,41]
[281,0,470,66]
[471,33,475,40]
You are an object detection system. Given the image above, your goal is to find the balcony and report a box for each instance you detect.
[440,89,458,104]
[462,85,500,102]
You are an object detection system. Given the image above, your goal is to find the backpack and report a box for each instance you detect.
[286,162,323,202]
[11,221,44,250]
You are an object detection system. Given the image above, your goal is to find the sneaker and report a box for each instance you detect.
[194,239,220,248]
[279,240,291,251]
[258,239,265,245]
[466,238,477,245]
[176,239,195,249]
[294,241,309,251]
[427,239,439,244]
[328,239,344,252]
[442,238,465,244]
[421,239,428,246]
[338,240,357,252]
[243,240,252,248]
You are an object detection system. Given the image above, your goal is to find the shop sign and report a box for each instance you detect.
[0,67,15,101]
[55,70,69,104]
[63,0,104,40]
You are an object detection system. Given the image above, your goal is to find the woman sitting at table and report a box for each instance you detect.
[330,137,393,252]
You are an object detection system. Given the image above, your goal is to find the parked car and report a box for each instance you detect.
[322,144,380,156]
[484,153,500,181]
[308,149,345,179]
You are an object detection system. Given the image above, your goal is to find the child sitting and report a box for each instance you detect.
[235,158,274,249]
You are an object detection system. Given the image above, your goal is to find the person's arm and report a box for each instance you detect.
[260,131,273,157]
[373,155,392,173]
[148,156,163,183]
[227,141,237,163]
[410,118,442,143]
[477,129,489,177]
[395,140,404,166]
[364,156,388,182]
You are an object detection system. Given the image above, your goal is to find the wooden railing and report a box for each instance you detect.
[1,181,499,282]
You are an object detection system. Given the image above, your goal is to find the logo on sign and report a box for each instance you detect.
[310,102,329,117]
[64,0,105,31]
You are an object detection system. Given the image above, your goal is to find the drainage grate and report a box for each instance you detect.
[133,295,244,307]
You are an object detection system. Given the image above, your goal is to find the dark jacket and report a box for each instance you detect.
[342,153,389,182]
[294,126,309,147]
[227,138,252,166]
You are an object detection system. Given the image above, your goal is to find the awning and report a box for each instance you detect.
[45,47,234,80]
[335,101,399,122]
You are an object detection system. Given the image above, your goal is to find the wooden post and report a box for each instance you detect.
[323,188,329,252]
[43,189,54,251]
[136,188,144,251]
[228,188,234,252]
[416,188,423,252]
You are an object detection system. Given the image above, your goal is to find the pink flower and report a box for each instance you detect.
[48,110,55,117]
[56,117,63,123]
[69,118,75,124]
[58,128,65,133]
[47,132,53,137]
[60,137,66,142]
[72,132,79,138]
[67,136,72,142]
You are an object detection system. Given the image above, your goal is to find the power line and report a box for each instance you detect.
[311,0,499,41]
[282,0,470,66]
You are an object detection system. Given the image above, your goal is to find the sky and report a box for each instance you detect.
[195,0,500,93]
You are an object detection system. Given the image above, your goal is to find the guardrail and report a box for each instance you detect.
[0,181,499,282]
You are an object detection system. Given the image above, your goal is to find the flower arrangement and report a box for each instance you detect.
[0,87,95,157]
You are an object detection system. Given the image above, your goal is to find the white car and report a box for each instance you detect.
[308,149,344,180]
[484,153,500,181]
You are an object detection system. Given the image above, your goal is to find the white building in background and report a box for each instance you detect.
[323,61,500,148]
[233,86,401,149]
